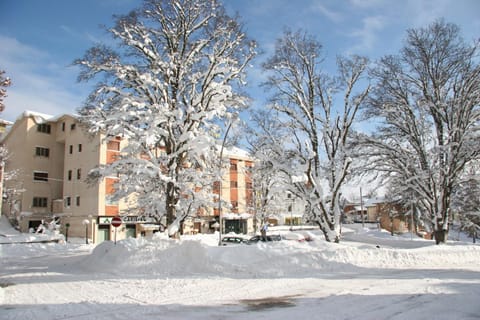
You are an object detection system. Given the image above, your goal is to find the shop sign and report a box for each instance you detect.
[98,217,113,225]
[122,216,148,223]
[98,216,149,225]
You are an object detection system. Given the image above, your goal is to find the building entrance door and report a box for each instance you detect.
[126,224,136,238]
[225,219,247,234]
[97,225,110,243]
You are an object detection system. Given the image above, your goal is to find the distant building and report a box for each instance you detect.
[263,192,306,227]
[343,197,415,234]
[1,111,255,242]
[184,146,255,235]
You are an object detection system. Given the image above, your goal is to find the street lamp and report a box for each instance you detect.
[82,219,89,244]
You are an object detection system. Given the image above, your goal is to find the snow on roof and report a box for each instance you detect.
[18,110,78,123]
[225,145,250,157]
[364,197,386,207]
[216,144,252,160]
[223,213,252,219]
[20,110,55,122]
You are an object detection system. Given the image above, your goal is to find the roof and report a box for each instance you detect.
[216,144,253,161]
[0,119,13,126]
[1,110,79,143]
[19,110,78,123]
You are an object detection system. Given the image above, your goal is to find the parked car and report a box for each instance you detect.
[246,234,282,244]
[281,232,306,242]
[221,236,247,246]
[296,230,317,241]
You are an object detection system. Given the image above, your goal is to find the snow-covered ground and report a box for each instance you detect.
[1,217,479,320]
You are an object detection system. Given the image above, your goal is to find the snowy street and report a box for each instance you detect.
[1,220,480,320]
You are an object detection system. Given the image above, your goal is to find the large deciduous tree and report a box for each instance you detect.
[361,20,480,244]
[262,29,369,242]
[452,166,480,243]
[75,0,256,235]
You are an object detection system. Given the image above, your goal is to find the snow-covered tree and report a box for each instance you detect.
[0,69,11,112]
[262,29,370,242]
[245,108,297,230]
[360,20,480,244]
[75,0,256,235]
[452,166,480,242]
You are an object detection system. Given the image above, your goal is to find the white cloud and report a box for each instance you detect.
[348,15,386,53]
[312,2,343,22]
[349,0,385,8]
[311,3,343,22]
[0,35,87,122]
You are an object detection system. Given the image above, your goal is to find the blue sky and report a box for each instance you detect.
[0,0,479,123]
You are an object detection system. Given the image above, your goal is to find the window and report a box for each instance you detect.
[230,163,237,171]
[213,181,220,194]
[35,147,49,158]
[32,197,48,207]
[67,170,72,181]
[70,123,76,130]
[65,196,71,207]
[288,205,292,212]
[62,122,65,131]
[37,123,51,134]
[107,140,120,151]
[69,145,73,154]
[230,181,238,188]
[76,196,80,206]
[77,168,81,180]
[78,144,82,152]
[33,171,48,182]
[231,201,238,210]
[106,195,119,206]
[246,182,253,189]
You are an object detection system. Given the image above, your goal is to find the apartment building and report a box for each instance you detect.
[1,111,255,242]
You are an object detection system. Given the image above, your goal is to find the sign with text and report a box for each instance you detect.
[98,216,151,225]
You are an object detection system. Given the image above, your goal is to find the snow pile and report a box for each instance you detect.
[80,236,219,276]
[76,233,480,279]
[0,216,64,251]
[2,215,480,320]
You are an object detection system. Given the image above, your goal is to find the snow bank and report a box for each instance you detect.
[80,236,219,276]
[76,234,480,279]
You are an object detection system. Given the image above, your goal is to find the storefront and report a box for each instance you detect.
[96,216,160,243]
[222,213,253,234]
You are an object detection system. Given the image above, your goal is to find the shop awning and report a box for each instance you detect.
[139,223,161,231]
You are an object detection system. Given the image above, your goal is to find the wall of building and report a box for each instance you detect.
[61,115,101,217]
[2,114,64,231]
[1,112,257,241]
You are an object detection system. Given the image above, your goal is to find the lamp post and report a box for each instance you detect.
[360,187,365,228]
[218,121,234,246]
[82,219,89,244]
[65,223,70,242]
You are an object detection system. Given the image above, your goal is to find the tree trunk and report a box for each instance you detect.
[434,229,448,244]
[166,182,176,225]
[317,221,340,243]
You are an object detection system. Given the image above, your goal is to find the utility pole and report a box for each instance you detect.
[410,197,414,240]
[218,121,234,246]
[360,187,364,228]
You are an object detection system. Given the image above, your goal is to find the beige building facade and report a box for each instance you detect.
[182,147,256,236]
[1,111,255,243]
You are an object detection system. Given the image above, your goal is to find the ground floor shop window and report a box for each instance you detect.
[224,219,247,234]
[97,225,110,243]
[126,224,136,238]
